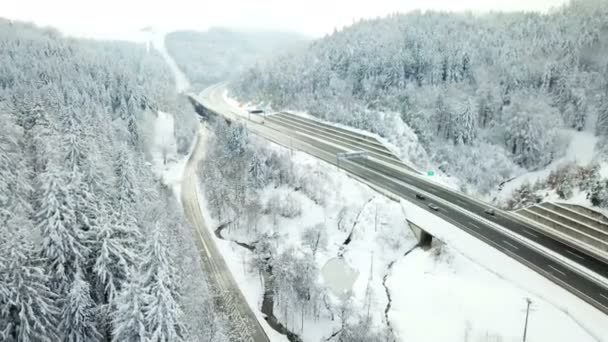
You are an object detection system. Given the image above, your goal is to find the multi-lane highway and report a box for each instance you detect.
[195,83,608,316]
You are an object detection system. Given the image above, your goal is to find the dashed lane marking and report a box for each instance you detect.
[548,265,567,277]
[522,229,538,238]
[503,240,519,250]
[565,249,586,261]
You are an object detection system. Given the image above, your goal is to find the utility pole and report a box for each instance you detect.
[522,298,532,341]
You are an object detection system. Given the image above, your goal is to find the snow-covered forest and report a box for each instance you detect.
[0,20,225,341]
[233,0,608,202]
[165,28,307,90]
[198,119,403,341]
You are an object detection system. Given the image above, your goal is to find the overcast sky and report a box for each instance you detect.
[3,0,568,38]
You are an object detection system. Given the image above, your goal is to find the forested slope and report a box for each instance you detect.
[234,0,608,196]
[0,20,224,341]
[165,28,307,89]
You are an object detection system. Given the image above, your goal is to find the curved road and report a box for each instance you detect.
[181,125,271,342]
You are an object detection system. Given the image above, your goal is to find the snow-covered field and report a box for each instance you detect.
[192,124,607,341]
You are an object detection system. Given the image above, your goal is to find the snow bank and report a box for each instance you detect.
[148,111,191,202]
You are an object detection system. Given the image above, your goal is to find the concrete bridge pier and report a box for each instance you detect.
[407,220,433,248]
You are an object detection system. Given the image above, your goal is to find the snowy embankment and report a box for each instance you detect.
[147,110,193,202]
[193,122,605,341]
[496,131,603,206]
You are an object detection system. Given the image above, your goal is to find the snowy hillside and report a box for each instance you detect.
[0,19,227,341]
[233,0,608,206]
[497,130,608,211]
[165,28,308,90]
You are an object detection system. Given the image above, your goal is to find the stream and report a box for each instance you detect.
[214,223,303,342]
[382,243,421,341]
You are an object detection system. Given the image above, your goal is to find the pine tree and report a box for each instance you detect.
[61,110,88,174]
[93,217,140,306]
[0,232,60,342]
[141,226,185,341]
[114,148,138,212]
[36,168,87,288]
[0,113,28,224]
[59,267,102,342]
[111,272,148,342]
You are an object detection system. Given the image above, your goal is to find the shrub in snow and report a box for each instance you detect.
[301,224,328,256]
[506,183,542,209]
[430,240,454,265]
[590,181,608,208]
[296,164,330,205]
[265,192,302,219]
[556,177,574,200]
[335,315,391,342]
[506,163,605,206]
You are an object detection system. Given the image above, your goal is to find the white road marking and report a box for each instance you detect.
[503,240,519,250]
[469,223,482,230]
[522,229,538,238]
[455,199,467,206]
[601,293,608,301]
[548,265,567,277]
[565,249,586,261]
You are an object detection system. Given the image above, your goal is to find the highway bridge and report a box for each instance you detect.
[189,83,608,317]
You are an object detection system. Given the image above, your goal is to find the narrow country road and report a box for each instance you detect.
[180,124,271,342]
